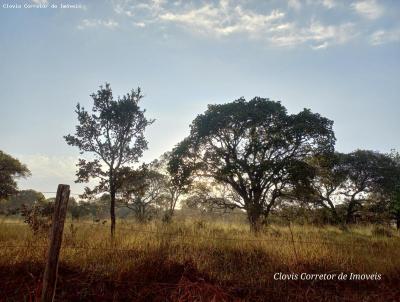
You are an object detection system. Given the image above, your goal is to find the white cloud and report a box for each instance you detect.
[114,0,353,49]
[114,0,287,37]
[269,21,356,49]
[158,4,285,37]
[133,22,146,28]
[103,20,119,28]
[77,19,119,30]
[288,0,302,11]
[352,0,384,20]
[321,0,336,9]
[110,0,398,49]
[311,21,355,44]
[311,41,329,49]
[303,0,336,9]
[370,28,400,45]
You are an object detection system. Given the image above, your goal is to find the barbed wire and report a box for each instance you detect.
[2,188,398,249]
[12,191,248,216]
[2,191,397,301]
[0,222,394,248]
[39,191,81,196]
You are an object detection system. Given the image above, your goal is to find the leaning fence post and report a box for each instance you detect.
[41,184,70,302]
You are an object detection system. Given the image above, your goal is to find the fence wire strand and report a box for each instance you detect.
[0,221,389,249]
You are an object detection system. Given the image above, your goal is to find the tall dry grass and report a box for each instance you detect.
[1,218,399,301]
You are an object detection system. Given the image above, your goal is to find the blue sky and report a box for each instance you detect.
[0,0,399,195]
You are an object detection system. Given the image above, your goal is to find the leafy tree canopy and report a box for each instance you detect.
[171,97,335,231]
[116,165,166,222]
[64,83,154,236]
[0,151,31,200]
[338,150,397,223]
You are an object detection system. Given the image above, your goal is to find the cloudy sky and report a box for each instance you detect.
[0,0,399,195]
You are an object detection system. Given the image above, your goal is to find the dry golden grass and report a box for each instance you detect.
[1,218,400,301]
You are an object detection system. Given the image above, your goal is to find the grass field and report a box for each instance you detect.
[1,218,400,301]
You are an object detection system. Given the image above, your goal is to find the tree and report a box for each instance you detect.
[67,197,90,221]
[0,150,30,200]
[171,97,335,232]
[390,152,400,229]
[182,181,238,213]
[183,182,215,212]
[151,151,194,222]
[381,150,400,229]
[390,187,400,229]
[0,189,45,215]
[296,153,348,224]
[293,150,398,226]
[340,150,395,224]
[64,83,154,237]
[117,165,166,222]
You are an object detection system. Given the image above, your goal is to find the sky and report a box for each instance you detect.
[0,0,399,196]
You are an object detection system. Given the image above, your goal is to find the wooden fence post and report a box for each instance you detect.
[41,184,70,302]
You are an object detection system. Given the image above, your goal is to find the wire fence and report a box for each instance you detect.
[3,189,398,302]
[1,220,397,299]
[0,221,394,249]
[2,189,398,253]
[41,191,81,196]
[11,190,249,216]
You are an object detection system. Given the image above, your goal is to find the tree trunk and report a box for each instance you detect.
[110,186,116,238]
[345,202,355,224]
[330,208,341,224]
[163,209,174,223]
[163,194,178,223]
[140,203,145,223]
[396,215,400,230]
[247,203,263,233]
[325,199,341,225]
[345,212,352,224]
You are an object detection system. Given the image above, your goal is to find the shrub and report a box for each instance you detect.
[20,202,53,235]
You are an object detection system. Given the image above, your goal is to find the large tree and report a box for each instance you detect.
[340,150,395,224]
[0,151,30,200]
[171,97,335,232]
[64,83,154,236]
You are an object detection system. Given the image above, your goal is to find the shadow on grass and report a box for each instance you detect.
[1,253,399,302]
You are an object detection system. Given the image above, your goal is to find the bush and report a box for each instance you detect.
[20,202,53,235]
